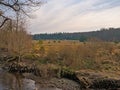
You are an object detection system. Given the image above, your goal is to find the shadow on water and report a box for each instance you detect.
[0,68,36,90]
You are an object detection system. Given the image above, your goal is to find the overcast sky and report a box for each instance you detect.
[28,0,120,34]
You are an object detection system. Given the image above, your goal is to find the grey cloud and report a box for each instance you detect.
[28,0,120,34]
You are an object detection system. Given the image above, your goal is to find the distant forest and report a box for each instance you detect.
[33,28,120,42]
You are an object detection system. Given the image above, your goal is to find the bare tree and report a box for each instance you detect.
[0,0,45,28]
[0,20,32,62]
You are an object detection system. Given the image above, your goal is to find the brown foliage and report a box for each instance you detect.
[0,21,32,60]
[35,40,120,71]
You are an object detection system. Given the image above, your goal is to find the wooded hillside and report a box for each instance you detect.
[33,28,120,42]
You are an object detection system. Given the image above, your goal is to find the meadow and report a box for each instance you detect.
[31,40,120,76]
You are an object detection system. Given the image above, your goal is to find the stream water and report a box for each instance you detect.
[0,68,63,90]
[0,68,37,90]
[0,67,120,90]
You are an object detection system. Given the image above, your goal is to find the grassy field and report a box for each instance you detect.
[31,40,120,72]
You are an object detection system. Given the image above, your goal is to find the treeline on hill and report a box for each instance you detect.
[33,28,120,42]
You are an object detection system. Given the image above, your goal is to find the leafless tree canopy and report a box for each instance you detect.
[0,20,32,59]
[0,0,44,28]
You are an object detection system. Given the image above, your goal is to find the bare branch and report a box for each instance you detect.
[0,0,44,28]
[0,15,11,28]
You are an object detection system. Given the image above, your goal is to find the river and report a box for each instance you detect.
[0,68,65,90]
[1,67,119,90]
[0,68,37,90]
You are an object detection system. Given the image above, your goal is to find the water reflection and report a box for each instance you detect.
[0,68,36,90]
[0,68,72,90]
